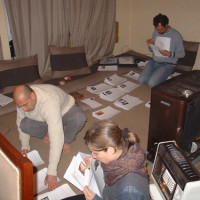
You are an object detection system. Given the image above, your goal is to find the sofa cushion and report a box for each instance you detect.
[176,40,200,72]
[49,45,91,79]
[0,55,43,94]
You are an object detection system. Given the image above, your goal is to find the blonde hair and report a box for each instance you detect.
[84,120,138,151]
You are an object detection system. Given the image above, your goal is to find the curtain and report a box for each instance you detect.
[5,0,116,75]
[4,0,69,78]
[67,0,116,66]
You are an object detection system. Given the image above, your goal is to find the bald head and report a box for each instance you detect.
[13,85,36,112]
[13,85,31,101]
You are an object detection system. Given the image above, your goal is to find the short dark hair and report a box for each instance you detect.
[153,13,169,27]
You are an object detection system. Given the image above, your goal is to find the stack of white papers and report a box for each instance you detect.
[99,88,126,101]
[27,150,44,166]
[92,106,120,120]
[99,57,118,65]
[98,65,118,71]
[64,152,104,198]
[0,94,13,106]
[104,74,127,86]
[117,81,140,93]
[149,43,162,57]
[150,36,171,57]
[124,71,140,80]
[36,184,76,200]
[118,56,134,65]
[81,98,102,109]
[64,152,91,191]
[87,83,112,94]
[114,94,143,110]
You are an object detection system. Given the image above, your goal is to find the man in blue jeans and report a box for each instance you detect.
[138,13,185,88]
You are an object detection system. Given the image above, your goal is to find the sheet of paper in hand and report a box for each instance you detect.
[64,152,105,198]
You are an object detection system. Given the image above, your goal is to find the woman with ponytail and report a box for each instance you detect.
[83,120,149,200]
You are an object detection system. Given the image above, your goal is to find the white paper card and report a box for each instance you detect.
[118,56,134,64]
[99,57,118,65]
[99,88,126,102]
[114,94,143,110]
[104,74,127,86]
[64,152,104,197]
[124,71,140,80]
[117,81,140,93]
[36,184,76,200]
[81,98,102,109]
[98,65,118,71]
[87,83,112,94]
[137,60,149,67]
[145,100,151,108]
[27,150,44,166]
[151,36,171,57]
[92,106,120,120]
[0,94,13,106]
[168,72,181,79]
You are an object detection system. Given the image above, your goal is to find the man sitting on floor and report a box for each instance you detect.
[138,13,185,88]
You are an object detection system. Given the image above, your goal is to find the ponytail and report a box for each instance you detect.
[122,128,139,147]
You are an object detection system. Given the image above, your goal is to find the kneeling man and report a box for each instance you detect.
[13,84,86,191]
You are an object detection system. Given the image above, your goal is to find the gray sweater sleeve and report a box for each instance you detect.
[152,27,185,64]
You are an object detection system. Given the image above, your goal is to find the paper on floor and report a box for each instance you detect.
[81,98,102,109]
[92,106,120,120]
[87,83,112,94]
[99,88,126,102]
[124,71,140,80]
[98,65,118,71]
[117,81,140,93]
[0,94,13,106]
[104,74,127,86]
[34,168,60,194]
[114,94,143,110]
[27,150,44,166]
[36,184,76,200]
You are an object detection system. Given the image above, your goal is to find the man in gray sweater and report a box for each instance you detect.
[138,13,185,88]
[13,84,86,191]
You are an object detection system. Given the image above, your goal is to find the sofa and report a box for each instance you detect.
[0,40,199,117]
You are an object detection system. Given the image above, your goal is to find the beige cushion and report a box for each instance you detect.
[49,45,91,79]
[0,150,21,200]
[0,55,43,94]
[176,40,200,72]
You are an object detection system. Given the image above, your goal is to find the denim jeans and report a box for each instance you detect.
[20,104,86,144]
[138,60,175,88]
[119,186,146,200]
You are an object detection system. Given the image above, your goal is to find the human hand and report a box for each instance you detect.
[44,174,58,191]
[83,186,96,200]
[146,39,154,44]
[84,157,92,169]
[21,149,28,157]
[79,157,92,175]
[159,50,171,57]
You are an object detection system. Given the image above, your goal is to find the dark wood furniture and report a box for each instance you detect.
[0,133,33,200]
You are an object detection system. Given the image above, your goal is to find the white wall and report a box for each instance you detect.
[114,0,200,69]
